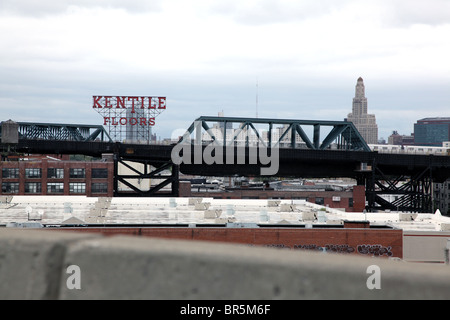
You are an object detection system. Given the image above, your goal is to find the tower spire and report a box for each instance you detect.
[355,77,365,100]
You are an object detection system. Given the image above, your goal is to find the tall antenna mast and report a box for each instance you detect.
[256,78,258,118]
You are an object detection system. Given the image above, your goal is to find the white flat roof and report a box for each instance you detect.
[1,196,449,232]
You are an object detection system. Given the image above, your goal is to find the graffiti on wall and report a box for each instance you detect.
[357,244,393,257]
[293,244,355,254]
[262,243,394,257]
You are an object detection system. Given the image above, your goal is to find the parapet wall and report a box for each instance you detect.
[1,228,450,300]
[51,225,403,258]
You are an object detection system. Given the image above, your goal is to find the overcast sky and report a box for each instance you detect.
[1,0,449,141]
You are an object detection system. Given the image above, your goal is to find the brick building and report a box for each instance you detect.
[54,220,403,259]
[0,158,114,197]
[388,130,414,146]
[179,181,366,212]
[1,156,366,213]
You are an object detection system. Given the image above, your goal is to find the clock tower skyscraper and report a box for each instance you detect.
[346,77,378,144]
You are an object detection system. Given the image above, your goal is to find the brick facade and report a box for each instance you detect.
[0,159,114,197]
[57,224,403,258]
[180,181,366,212]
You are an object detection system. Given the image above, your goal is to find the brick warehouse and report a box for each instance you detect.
[0,158,114,197]
[180,181,366,212]
[1,157,366,212]
[51,220,403,259]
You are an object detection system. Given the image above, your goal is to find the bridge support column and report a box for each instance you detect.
[362,161,434,213]
[113,156,179,197]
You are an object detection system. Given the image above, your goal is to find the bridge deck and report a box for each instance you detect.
[6,139,450,182]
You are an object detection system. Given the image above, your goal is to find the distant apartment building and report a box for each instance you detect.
[414,117,450,146]
[346,77,378,144]
[201,120,304,148]
[434,179,450,216]
[388,131,414,146]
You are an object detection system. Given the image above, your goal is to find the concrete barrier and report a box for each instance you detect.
[0,229,100,299]
[2,228,450,300]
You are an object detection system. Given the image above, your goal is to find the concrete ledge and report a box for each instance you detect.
[0,229,101,299]
[2,229,450,299]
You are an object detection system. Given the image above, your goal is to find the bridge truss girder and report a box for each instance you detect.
[113,155,179,197]
[15,122,112,142]
[180,116,370,151]
[361,163,434,213]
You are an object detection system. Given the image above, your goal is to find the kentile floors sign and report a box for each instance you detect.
[92,95,167,142]
[92,96,166,126]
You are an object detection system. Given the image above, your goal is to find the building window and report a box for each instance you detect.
[315,197,324,205]
[349,198,354,208]
[69,183,86,194]
[70,168,85,179]
[2,168,19,179]
[25,168,42,179]
[2,182,19,194]
[47,183,64,194]
[91,183,108,194]
[48,168,64,179]
[92,168,108,179]
[25,182,42,194]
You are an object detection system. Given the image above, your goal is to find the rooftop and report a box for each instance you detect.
[1,196,450,232]
[417,117,450,122]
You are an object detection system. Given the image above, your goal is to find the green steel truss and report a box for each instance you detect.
[180,116,370,151]
[11,122,112,142]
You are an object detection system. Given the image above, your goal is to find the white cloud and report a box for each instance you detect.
[0,0,163,16]
[208,0,349,26]
[382,0,450,27]
[0,0,449,140]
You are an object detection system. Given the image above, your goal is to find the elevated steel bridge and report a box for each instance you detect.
[181,116,370,151]
[0,122,112,142]
[2,117,450,213]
